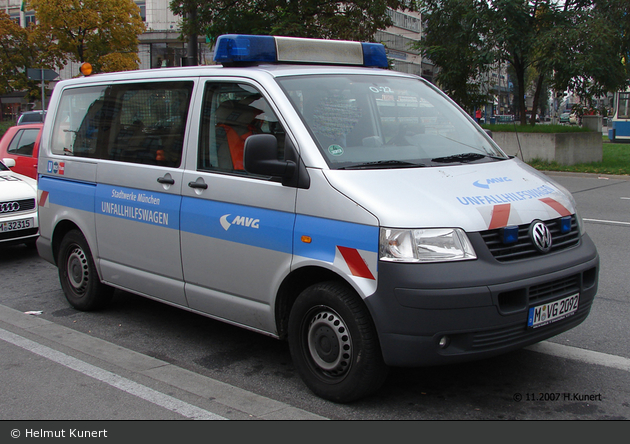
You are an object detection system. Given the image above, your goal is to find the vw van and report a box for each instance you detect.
[37,35,599,402]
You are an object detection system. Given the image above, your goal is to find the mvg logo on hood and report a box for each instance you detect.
[220,214,260,231]
[473,177,512,189]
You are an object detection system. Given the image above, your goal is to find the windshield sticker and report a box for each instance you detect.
[457,184,556,206]
[369,86,393,94]
[328,145,344,156]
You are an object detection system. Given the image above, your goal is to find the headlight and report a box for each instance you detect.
[379,228,477,263]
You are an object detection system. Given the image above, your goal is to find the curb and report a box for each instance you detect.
[0,304,326,421]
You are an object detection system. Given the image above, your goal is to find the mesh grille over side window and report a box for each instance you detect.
[198,83,285,174]
[51,82,193,167]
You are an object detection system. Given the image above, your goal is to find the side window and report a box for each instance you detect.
[51,82,194,167]
[198,83,285,174]
[7,129,39,156]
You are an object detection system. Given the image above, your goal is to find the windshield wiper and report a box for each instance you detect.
[431,152,506,164]
[339,160,426,170]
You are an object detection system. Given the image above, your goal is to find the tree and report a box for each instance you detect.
[27,0,146,73]
[418,0,630,125]
[170,0,417,43]
[415,0,493,112]
[0,12,64,102]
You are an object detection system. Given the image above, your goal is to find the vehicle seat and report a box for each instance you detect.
[214,97,263,170]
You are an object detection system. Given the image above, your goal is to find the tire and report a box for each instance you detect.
[57,230,113,311]
[288,281,389,403]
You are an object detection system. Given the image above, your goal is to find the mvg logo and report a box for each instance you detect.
[220,214,260,231]
[473,177,512,189]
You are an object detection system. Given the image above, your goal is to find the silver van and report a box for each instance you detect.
[37,35,599,402]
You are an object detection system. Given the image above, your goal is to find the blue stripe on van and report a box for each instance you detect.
[180,197,295,254]
[39,177,378,262]
[293,214,378,263]
[39,176,96,212]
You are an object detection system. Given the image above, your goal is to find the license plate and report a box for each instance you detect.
[0,218,33,232]
[527,294,579,328]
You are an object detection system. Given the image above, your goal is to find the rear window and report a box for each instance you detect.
[18,112,45,124]
[50,81,194,167]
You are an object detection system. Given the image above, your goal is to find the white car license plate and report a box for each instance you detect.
[527,294,579,328]
[0,218,34,232]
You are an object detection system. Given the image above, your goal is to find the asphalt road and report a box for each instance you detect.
[0,172,628,421]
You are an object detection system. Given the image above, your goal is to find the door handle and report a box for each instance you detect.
[188,179,208,189]
[157,176,175,185]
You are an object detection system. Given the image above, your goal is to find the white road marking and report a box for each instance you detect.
[0,327,227,420]
[583,218,630,226]
[525,342,630,372]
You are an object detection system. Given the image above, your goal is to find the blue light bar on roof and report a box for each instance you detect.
[213,34,388,68]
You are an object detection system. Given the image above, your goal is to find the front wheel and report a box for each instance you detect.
[57,230,113,311]
[288,281,388,403]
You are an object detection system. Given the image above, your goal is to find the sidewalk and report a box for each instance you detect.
[0,304,326,421]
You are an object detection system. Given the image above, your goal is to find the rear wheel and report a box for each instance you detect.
[57,230,113,311]
[288,281,388,403]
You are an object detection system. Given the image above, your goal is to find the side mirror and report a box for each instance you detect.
[484,129,493,139]
[244,134,295,178]
[244,134,309,188]
[3,158,16,168]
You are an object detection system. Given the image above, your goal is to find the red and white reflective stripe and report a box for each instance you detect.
[488,203,511,229]
[539,197,571,217]
[337,246,375,280]
[487,197,572,230]
[38,190,49,208]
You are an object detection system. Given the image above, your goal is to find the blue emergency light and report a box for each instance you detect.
[559,216,572,234]
[501,226,519,244]
[213,34,389,68]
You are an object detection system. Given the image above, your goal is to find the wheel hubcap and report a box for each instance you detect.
[306,308,352,377]
[66,246,89,295]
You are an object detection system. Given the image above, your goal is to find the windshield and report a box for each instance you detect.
[276,74,507,169]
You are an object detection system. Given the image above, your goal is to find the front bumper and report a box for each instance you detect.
[365,233,599,367]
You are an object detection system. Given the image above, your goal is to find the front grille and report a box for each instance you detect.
[480,216,580,262]
[528,275,580,304]
[0,198,36,214]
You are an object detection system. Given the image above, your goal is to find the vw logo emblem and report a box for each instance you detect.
[530,220,552,253]
[0,202,20,213]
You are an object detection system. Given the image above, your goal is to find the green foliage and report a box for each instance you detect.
[170,0,416,42]
[418,1,630,124]
[416,0,492,111]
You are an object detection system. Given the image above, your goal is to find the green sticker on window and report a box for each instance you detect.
[328,145,344,156]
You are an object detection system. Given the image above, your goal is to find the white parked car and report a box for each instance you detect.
[0,158,39,247]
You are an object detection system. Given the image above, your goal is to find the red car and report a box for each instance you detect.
[0,123,43,179]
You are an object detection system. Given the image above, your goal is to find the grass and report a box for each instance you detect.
[526,138,630,176]
[483,124,630,176]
